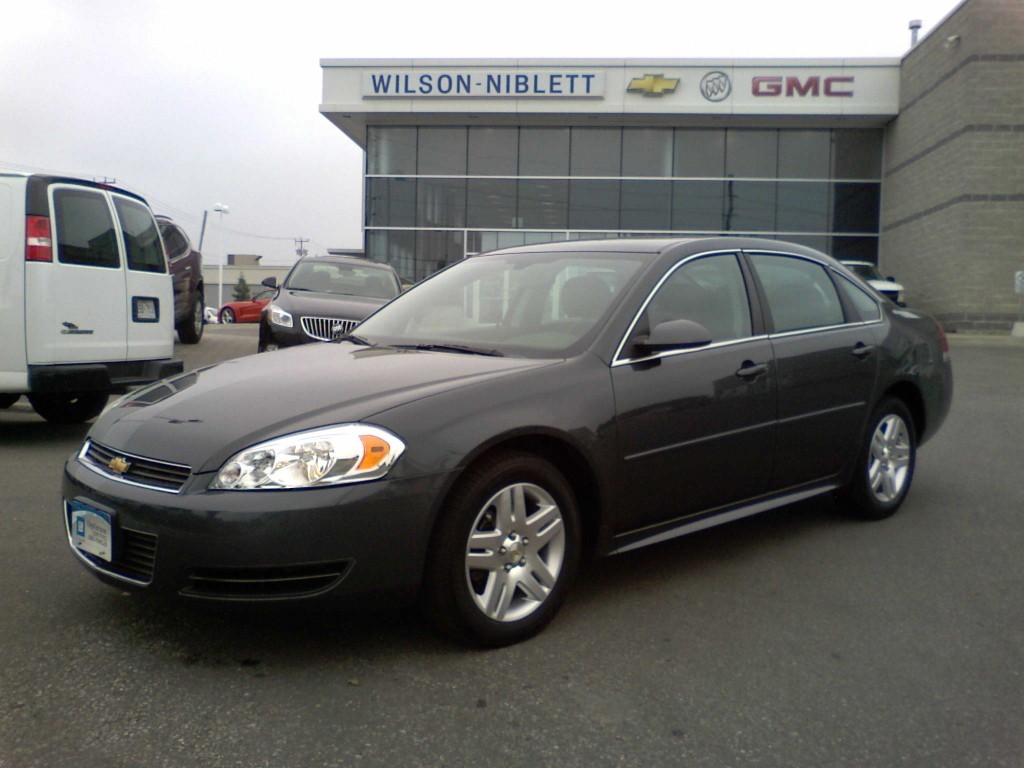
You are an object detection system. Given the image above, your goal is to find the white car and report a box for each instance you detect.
[841,260,905,305]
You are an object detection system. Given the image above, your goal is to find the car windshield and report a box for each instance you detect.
[354,250,645,358]
[285,261,400,299]
[845,262,886,282]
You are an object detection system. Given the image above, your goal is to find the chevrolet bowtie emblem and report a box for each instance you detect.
[627,74,679,96]
[108,456,131,475]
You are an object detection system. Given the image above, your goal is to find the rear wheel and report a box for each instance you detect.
[220,308,235,324]
[177,294,205,344]
[0,394,20,409]
[28,391,109,424]
[836,397,916,520]
[422,452,581,647]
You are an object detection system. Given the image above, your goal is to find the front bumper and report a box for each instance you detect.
[63,455,453,607]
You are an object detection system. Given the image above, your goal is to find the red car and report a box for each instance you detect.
[218,289,274,324]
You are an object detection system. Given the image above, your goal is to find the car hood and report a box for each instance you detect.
[89,343,553,472]
[275,290,388,318]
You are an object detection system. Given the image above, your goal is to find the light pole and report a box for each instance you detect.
[197,204,229,309]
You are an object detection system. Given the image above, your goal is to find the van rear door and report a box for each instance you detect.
[111,194,174,362]
[25,184,129,365]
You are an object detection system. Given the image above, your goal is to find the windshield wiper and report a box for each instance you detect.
[395,343,504,357]
[338,333,374,346]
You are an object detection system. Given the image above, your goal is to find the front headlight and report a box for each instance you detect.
[269,304,293,328]
[210,424,405,490]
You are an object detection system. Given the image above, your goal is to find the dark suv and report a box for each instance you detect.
[158,216,204,344]
[258,255,401,352]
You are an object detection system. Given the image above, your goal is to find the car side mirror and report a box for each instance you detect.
[261,276,278,289]
[635,319,713,355]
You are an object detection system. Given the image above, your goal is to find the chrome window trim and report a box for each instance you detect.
[766,318,884,341]
[745,249,885,334]
[612,333,771,368]
[78,439,190,495]
[612,247,887,367]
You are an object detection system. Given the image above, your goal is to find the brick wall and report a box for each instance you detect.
[880,0,1024,332]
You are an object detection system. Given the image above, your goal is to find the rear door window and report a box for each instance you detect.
[750,253,845,333]
[53,188,119,268]
[115,197,166,273]
[160,222,190,261]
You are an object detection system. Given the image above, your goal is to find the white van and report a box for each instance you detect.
[0,172,182,423]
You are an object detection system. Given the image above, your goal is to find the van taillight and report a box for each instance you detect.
[25,216,53,262]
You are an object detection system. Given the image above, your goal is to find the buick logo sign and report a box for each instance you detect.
[700,71,732,102]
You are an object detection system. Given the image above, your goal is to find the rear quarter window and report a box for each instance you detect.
[835,272,882,322]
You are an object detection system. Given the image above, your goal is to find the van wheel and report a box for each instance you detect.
[0,394,20,409]
[177,295,205,344]
[28,392,109,424]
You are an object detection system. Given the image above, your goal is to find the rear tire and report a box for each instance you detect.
[836,397,916,520]
[422,451,581,647]
[177,294,205,344]
[28,391,109,424]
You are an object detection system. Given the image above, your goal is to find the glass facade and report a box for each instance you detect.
[365,126,883,283]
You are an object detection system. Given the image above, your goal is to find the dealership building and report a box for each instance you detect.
[320,0,1022,332]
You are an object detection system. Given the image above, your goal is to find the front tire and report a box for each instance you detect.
[28,391,109,424]
[422,452,581,647]
[220,308,235,324]
[837,397,916,520]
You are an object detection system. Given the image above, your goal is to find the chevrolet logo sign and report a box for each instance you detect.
[107,456,131,475]
[627,74,679,96]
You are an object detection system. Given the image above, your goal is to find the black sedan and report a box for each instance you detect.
[258,254,401,351]
[63,238,952,647]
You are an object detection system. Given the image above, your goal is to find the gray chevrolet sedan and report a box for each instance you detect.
[64,238,952,646]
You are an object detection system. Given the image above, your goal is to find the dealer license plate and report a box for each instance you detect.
[70,502,112,562]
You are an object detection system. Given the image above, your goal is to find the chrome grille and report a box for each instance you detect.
[301,316,359,342]
[80,439,191,493]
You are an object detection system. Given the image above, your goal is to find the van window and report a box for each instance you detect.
[54,188,120,268]
[115,198,166,273]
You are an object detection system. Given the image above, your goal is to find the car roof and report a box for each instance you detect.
[477,236,837,263]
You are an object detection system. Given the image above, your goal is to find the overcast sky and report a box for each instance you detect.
[0,0,962,265]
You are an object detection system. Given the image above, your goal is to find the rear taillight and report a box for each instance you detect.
[934,317,949,353]
[25,216,53,262]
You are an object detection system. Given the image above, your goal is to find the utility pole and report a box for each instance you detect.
[294,238,309,258]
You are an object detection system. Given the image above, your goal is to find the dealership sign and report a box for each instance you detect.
[329,60,898,116]
[363,70,606,98]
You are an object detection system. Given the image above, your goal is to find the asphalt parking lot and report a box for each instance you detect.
[1,326,1021,767]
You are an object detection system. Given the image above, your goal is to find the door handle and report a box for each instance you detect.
[736,361,768,379]
[851,342,875,359]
